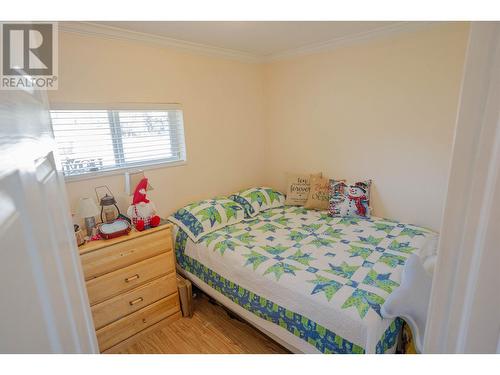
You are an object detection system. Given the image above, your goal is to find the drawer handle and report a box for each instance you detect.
[125,274,140,283]
[129,297,144,306]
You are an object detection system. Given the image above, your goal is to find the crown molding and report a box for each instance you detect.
[59,21,439,64]
[264,21,438,61]
[59,22,261,63]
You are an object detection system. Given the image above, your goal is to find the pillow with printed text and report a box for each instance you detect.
[284,172,322,206]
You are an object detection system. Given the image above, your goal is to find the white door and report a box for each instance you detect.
[424,22,500,353]
[0,86,98,353]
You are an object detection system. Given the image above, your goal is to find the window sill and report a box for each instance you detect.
[63,159,187,183]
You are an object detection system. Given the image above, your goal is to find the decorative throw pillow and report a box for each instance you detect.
[169,198,245,242]
[304,175,331,210]
[284,172,322,206]
[229,187,285,218]
[329,179,372,218]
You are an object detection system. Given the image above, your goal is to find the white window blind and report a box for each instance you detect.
[49,107,186,178]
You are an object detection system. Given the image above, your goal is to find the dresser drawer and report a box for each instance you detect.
[96,294,180,352]
[86,251,175,305]
[81,228,172,280]
[91,273,178,330]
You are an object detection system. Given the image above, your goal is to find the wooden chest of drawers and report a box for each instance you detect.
[79,223,181,352]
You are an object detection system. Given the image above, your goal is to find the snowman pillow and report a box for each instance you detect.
[328,179,372,218]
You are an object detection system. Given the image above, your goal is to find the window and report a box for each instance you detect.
[49,105,186,179]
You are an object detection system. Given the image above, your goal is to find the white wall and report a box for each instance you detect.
[263,23,469,230]
[52,24,470,231]
[49,32,266,221]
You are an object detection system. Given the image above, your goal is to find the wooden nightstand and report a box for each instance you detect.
[78,223,181,353]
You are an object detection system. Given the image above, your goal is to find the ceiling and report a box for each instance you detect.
[93,21,406,57]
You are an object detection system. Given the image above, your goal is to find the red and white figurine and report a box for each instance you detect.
[127,177,161,231]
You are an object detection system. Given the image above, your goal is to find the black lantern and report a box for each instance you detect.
[95,185,121,223]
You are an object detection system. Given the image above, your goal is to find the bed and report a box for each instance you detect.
[172,205,438,354]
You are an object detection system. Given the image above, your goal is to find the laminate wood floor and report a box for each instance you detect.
[116,293,290,354]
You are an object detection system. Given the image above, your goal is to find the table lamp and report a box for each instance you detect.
[77,197,99,236]
[125,170,154,196]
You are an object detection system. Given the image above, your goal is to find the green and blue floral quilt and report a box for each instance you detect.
[173,206,437,353]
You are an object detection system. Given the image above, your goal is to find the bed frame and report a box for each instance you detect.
[176,266,319,353]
